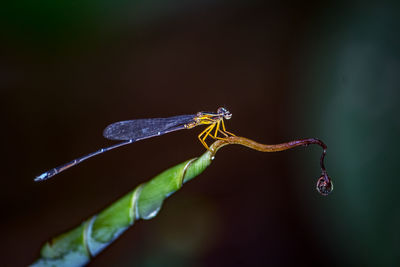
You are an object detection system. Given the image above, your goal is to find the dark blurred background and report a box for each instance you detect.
[1,0,400,266]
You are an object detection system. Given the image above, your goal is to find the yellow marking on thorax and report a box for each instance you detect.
[193,113,235,150]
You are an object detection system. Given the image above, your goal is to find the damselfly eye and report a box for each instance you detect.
[217,107,232,119]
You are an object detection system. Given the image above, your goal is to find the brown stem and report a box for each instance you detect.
[209,136,332,195]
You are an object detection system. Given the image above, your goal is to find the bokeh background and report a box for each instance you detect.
[2,1,400,266]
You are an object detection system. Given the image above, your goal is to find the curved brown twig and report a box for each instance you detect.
[210,136,333,195]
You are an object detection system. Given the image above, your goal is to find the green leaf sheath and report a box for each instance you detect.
[31,150,213,267]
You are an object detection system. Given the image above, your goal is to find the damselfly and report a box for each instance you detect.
[35,107,235,181]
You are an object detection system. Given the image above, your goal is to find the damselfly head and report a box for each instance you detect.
[217,107,232,120]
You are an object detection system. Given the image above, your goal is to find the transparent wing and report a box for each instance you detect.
[103,114,196,141]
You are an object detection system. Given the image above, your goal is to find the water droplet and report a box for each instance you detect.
[316,175,333,196]
[141,206,161,220]
[211,156,215,160]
